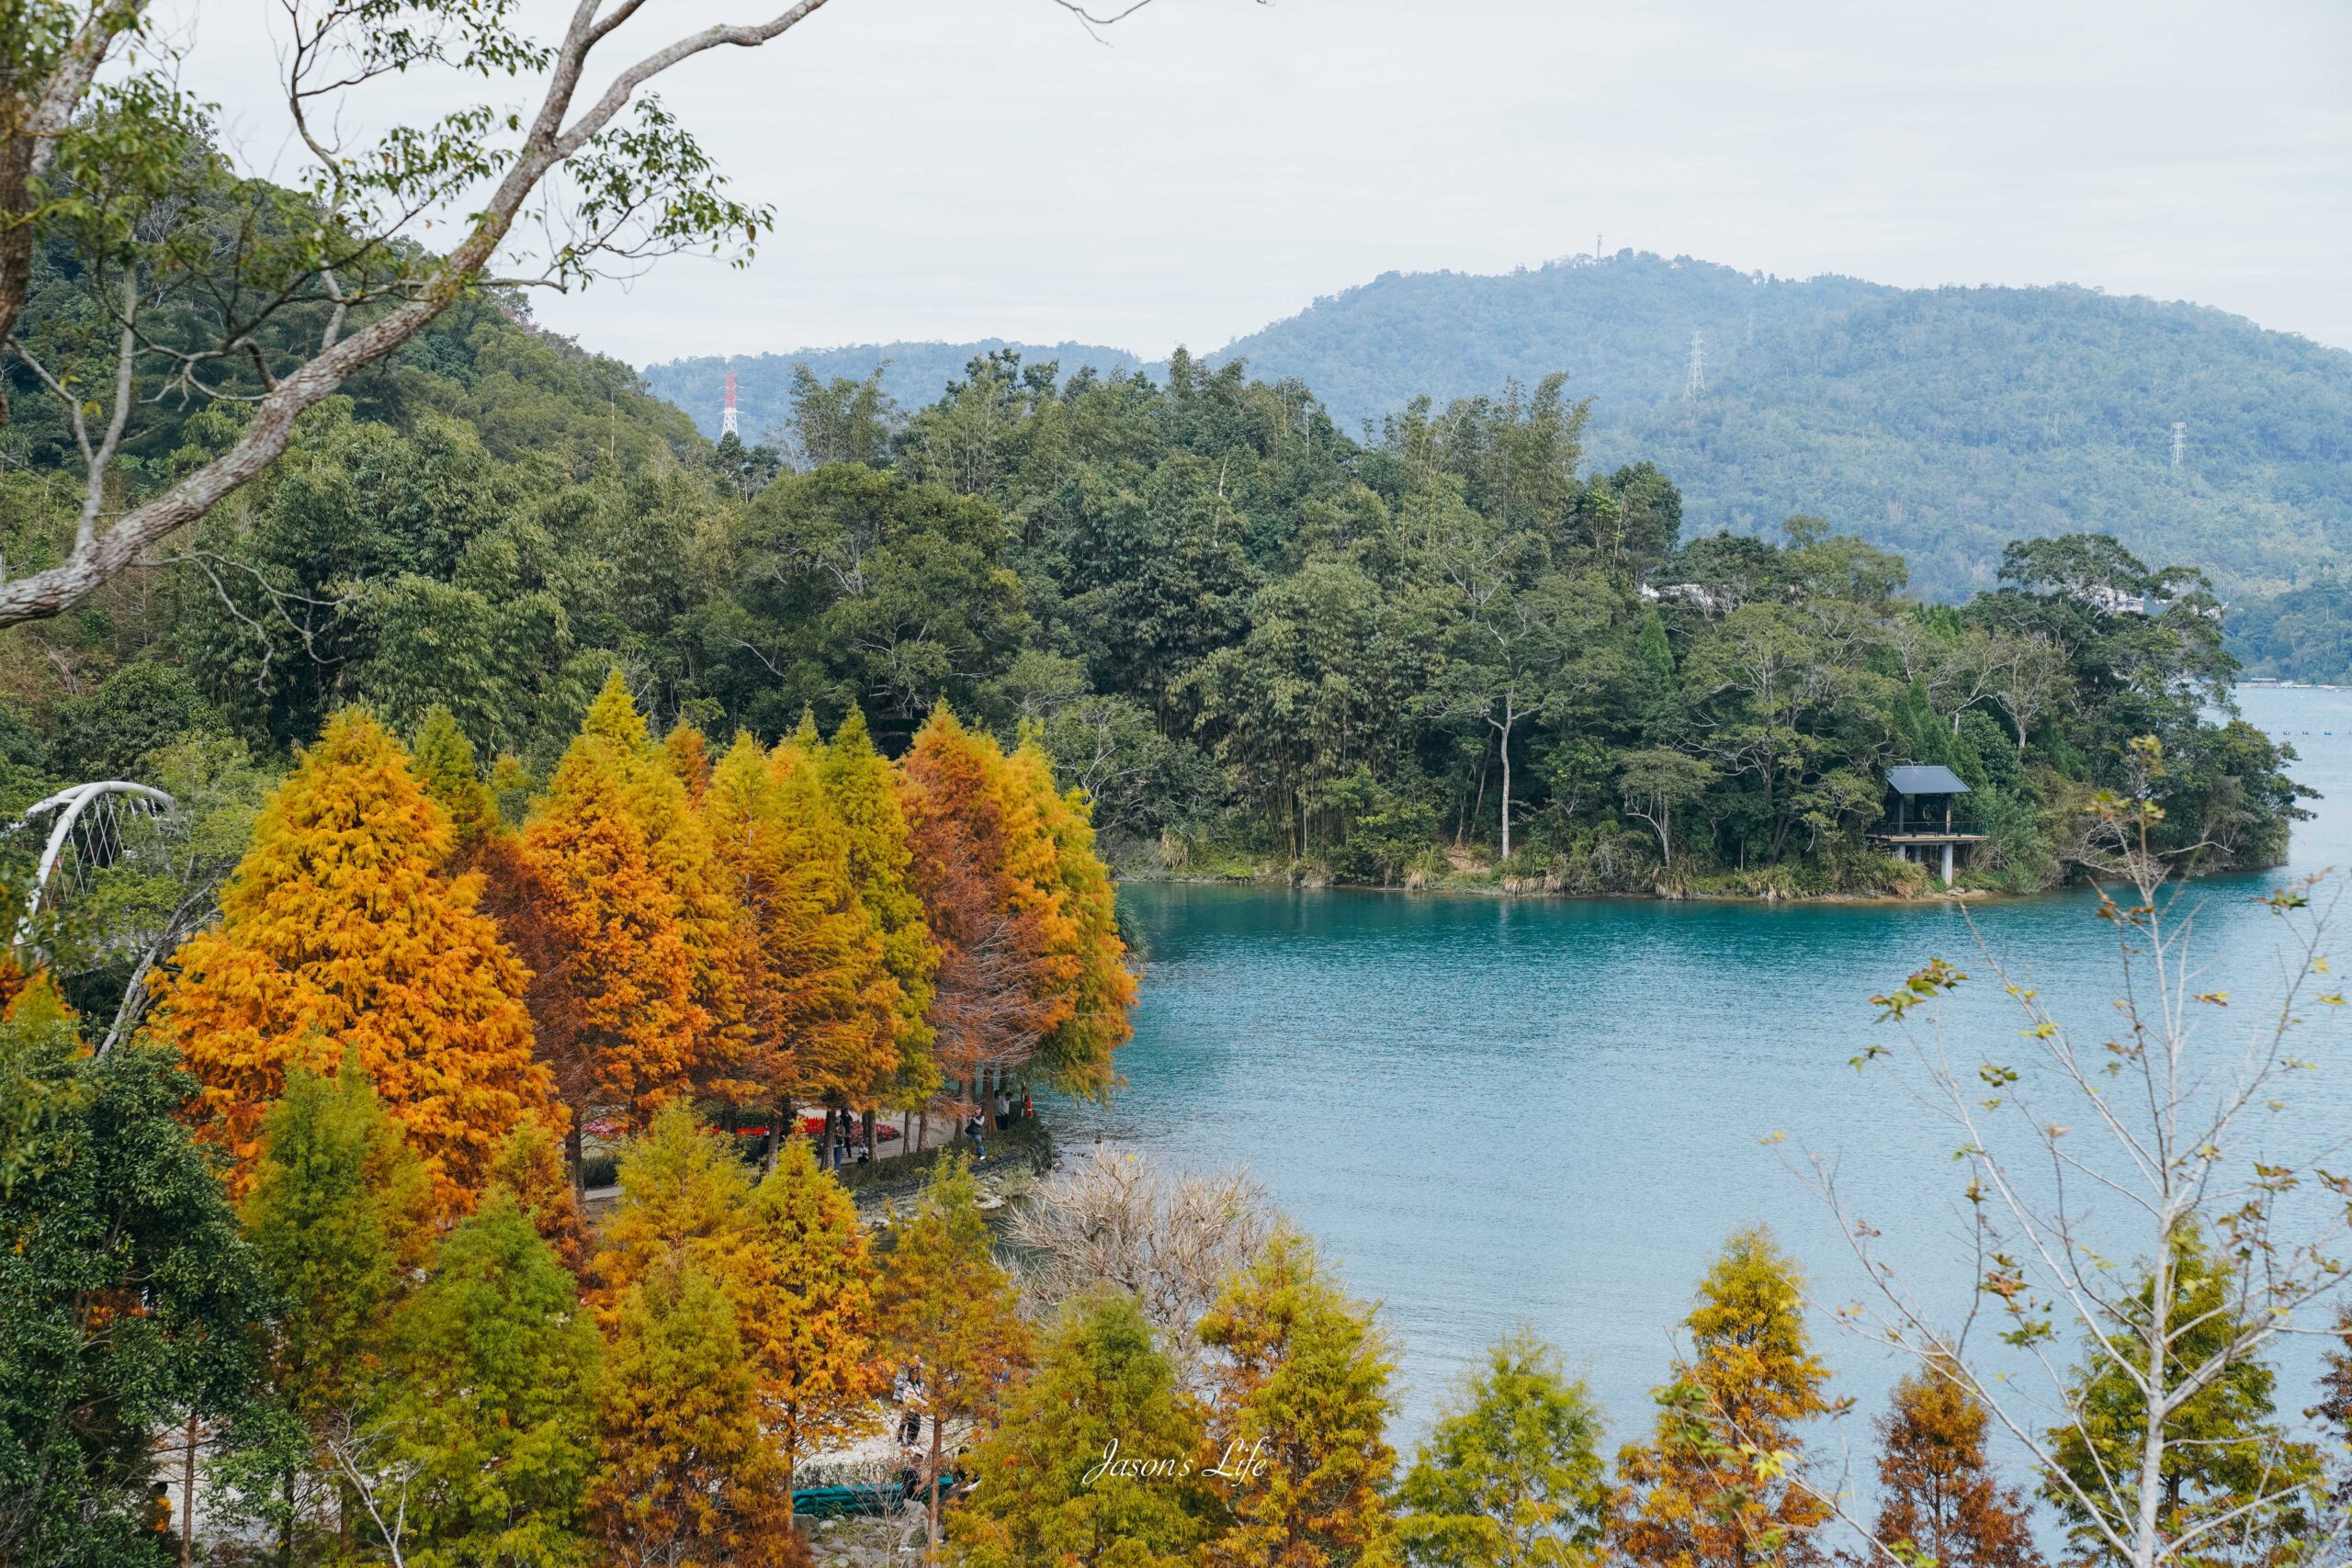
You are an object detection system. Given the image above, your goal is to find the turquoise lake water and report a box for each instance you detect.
[1058,684,2352,1455]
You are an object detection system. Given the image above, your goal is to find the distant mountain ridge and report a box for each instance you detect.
[641,339,1143,451]
[639,254,2352,599]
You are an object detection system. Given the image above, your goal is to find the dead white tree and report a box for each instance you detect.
[1012,1147,1273,1385]
[1793,750,2352,1567]
[1985,632,2071,760]
[323,1414,421,1568]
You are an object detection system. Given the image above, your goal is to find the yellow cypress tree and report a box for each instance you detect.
[819,706,941,1109]
[594,1110,877,1530]
[1611,1225,1836,1568]
[704,734,898,1118]
[738,1137,883,1516]
[876,1152,1033,1556]
[775,740,903,1110]
[1196,1230,1399,1568]
[591,1109,762,1318]
[151,708,560,1211]
[591,1258,798,1567]
[1006,731,1137,1099]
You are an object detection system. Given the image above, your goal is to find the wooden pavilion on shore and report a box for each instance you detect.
[1870,763,1985,886]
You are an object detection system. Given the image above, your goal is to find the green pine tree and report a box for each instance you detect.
[379,1192,600,1567]
[2044,1228,2323,1565]
[949,1292,1210,1568]
[237,1052,432,1565]
[411,705,501,858]
[241,1054,430,1432]
[1397,1329,1608,1568]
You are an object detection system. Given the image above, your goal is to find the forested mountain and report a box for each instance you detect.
[648,254,2352,604]
[0,264,2297,900]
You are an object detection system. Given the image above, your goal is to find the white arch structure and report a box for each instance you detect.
[12,780,177,956]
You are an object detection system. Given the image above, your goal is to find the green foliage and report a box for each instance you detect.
[2228,578,2352,683]
[656,254,2352,606]
[699,461,1024,737]
[1396,1329,1610,1568]
[1196,254,2352,601]
[950,1292,1211,1568]
[0,233,2303,898]
[381,1192,601,1567]
[0,1031,267,1568]
[48,662,219,782]
[0,980,88,1195]
[2042,1229,2323,1565]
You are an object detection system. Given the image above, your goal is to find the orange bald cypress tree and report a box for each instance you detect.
[820,706,940,1108]
[150,708,559,1210]
[499,719,701,1139]
[897,706,1079,1096]
[1863,1360,2042,1568]
[582,677,745,1096]
[662,721,714,799]
[1006,733,1136,1099]
[488,1120,591,1272]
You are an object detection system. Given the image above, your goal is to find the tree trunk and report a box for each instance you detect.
[1495,696,1516,862]
[925,1416,945,1560]
[1470,752,1489,850]
[2134,1239,2174,1568]
[565,1111,584,1194]
[179,1413,198,1568]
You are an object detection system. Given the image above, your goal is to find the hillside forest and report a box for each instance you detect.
[649,253,2352,626]
[0,267,2299,900]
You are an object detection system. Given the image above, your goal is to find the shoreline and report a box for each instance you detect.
[1110,863,2284,907]
[1115,870,1994,906]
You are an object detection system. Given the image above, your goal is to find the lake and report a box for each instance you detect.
[1058,683,2352,1458]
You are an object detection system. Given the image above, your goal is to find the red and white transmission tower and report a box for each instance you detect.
[721,370,741,439]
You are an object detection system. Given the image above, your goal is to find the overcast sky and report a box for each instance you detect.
[179,0,2352,368]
